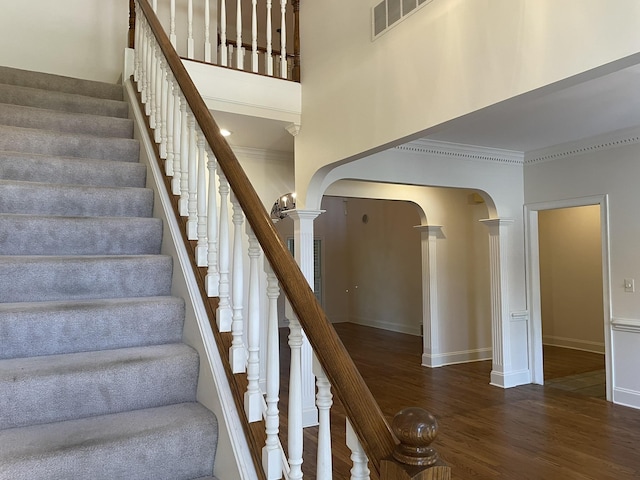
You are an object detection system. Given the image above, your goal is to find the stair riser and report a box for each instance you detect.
[0,66,124,101]
[0,125,139,162]
[0,345,199,429]
[0,182,154,217]
[0,216,163,256]
[0,83,128,118]
[0,103,134,138]
[0,297,185,360]
[0,153,147,187]
[0,403,217,480]
[0,255,173,303]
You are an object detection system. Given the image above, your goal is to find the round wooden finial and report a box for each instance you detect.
[391,407,439,466]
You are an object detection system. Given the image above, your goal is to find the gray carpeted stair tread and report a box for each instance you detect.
[0,65,124,101]
[0,255,173,303]
[0,82,128,118]
[0,180,154,217]
[0,296,185,359]
[0,343,199,429]
[0,214,163,255]
[0,102,133,138]
[0,402,217,480]
[0,124,139,162]
[0,151,147,187]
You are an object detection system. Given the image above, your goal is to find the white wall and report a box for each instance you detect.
[294,0,640,207]
[0,0,129,83]
[524,138,640,409]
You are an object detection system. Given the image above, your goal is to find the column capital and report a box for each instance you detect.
[414,225,444,237]
[286,209,325,222]
[285,122,301,137]
[479,218,515,229]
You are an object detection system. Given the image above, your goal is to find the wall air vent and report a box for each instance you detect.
[372,0,433,39]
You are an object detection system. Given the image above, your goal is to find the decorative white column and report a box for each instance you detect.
[286,209,323,427]
[480,218,514,388]
[414,225,444,368]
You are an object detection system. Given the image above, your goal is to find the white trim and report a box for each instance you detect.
[126,80,257,480]
[611,317,640,333]
[524,195,613,401]
[397,138,524,165]
[231,145,293,163]
[490,369,531,389]
[613,386,640,410]
[349,317,422,336]
[542,335,605,354]
[422,348,492,368]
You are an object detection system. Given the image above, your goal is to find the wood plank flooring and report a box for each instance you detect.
[281,323,640,479]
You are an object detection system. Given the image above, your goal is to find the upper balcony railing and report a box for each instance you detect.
[129,0,300,81]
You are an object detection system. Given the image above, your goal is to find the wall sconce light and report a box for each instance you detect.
[270,192,297,220]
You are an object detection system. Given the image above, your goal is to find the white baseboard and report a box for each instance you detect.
[613,387,640,410]
[349,317,421,336]
[543,335,605,354]
[422,348,492,368]
[490,369,531,389]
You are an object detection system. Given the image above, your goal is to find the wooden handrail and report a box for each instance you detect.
[136,0,396,475]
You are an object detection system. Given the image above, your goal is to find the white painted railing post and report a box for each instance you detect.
[288,315,304,480]
[206,146,220,297]
[171,86,182,195]
[346,420,370,480]
[251,0,259,73]
[313,356,333,479]
[245,227,263,422]
[148,43,156,126]
[266,0,274,76]
[236,0,243,69]
[159,60,168,159]
[187,0,195,59]
[280,0,288,78]
[216,170,232,331]
[186,117,198,240]
[204,0,212,63]
[262,260,282,479]
[165,75,175,176]
[154,49,162,143]
[220,0,228,66]
[230,192,246,373]
[178,95,189,216]
[196,133,208,266]
[170,0,177,47]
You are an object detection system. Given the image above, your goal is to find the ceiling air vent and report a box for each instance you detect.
[372,0,433,39]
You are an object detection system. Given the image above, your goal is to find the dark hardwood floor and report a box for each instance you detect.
[280,323,640,479]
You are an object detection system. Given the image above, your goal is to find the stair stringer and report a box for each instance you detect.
[125,79,257,480]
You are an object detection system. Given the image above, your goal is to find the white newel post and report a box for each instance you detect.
[205,146,220,296]
[313,356,333,479]
[286,209,323,427]
[414,225,443,368]
[480,218,514,388]
[262,261,282,479]
[346,420,370,480]
[216,171,232,331]
[230,192,246,373]
[245,227,263,422]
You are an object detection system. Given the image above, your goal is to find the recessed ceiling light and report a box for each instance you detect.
[220,128,232,137]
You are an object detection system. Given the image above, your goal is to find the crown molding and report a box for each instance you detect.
[396,139,524,165]
[525,126,640,165]
[230,145,293,163]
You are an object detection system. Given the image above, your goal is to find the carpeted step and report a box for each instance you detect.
[0,103,133,138]
[0,402,217,480]
[0,125,139,162]
[0,151,146,187]
[0,65,124,101]
[0,255,173,303]
[0,180,154,217]
[0,296,185,360]
[0,82,128,118]
[0,343,199,429]
[0,215,163,256]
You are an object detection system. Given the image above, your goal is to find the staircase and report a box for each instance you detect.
[0,66,219,480]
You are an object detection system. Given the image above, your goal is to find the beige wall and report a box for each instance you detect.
[538,206,604,352]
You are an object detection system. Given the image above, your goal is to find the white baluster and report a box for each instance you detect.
[346,420,370,480]
[204,0,212,62]
[236,0,243,69]
[251,0,258,73]
[205,146,220,297]
[187,118,198,240]
[179,97,189,216]
[159,60,168,159]
[196,134,208,266]
[141,20,150,104]
[216,171,232,331]
[154,50,162,143]
[171,86,182,195]
[229,193,246,373]
[134,7,141,84]
[148,42,156,126]
[220,0,228,66]
[170,0,177,47]
[262,261,282,479]
[266,0,273,76]
[245,227,263,422]
[280,0,288,78]
[313,357,333,479]
[165,75,175,177]
[187,0,195,59]
[288,316,304,480]
[152,0,157,11]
